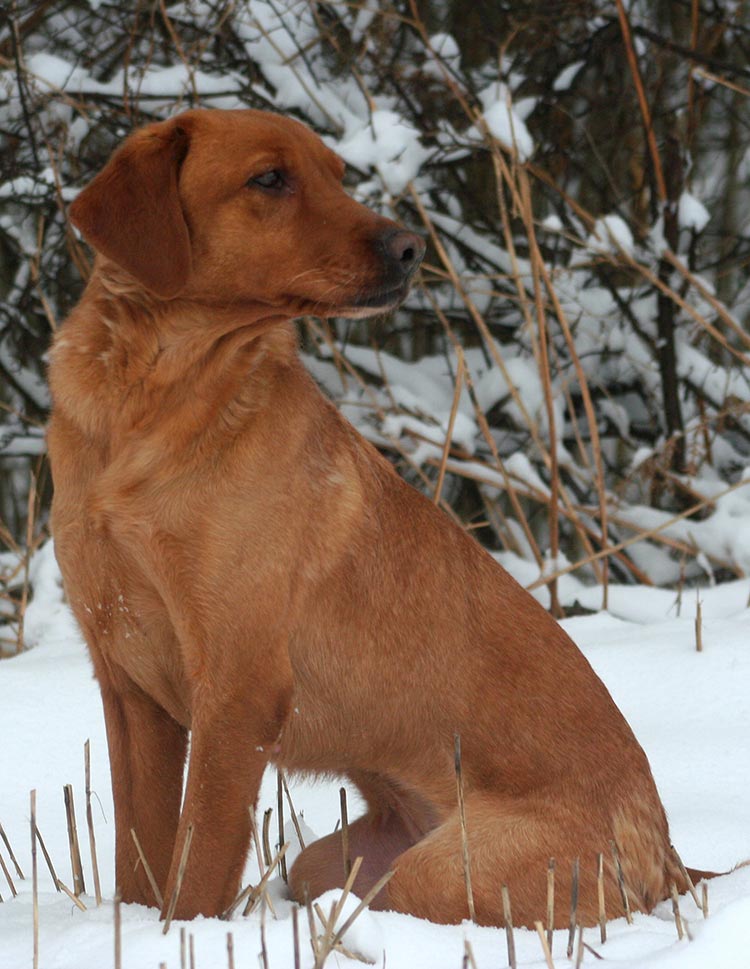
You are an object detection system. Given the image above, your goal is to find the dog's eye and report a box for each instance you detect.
[249,169,286,191]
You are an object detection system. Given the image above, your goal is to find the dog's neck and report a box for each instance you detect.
[49,266,298,447]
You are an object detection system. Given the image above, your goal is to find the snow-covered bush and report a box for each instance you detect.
[1,1,749,603]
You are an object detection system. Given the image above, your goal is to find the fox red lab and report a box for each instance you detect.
[48,108,703,926]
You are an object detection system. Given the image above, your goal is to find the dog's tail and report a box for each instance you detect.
[684,859,750,886]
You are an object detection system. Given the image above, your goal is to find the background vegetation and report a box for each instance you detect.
[1,0,749,638]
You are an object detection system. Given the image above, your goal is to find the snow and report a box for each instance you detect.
[1,547,749,968]
[585,214,635,257]
[678,192,711,232]
[337,110,430,195]
[473,83,535,162]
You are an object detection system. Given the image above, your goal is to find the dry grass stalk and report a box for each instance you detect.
[672,847,702,912]
[670,883,684,939]
[189,933,196,969]
[63,784,86,896]
[597,852,607,943]
[180,927,187,969]
[262,808,273,869]
[84,740,102,905]
[534,919,556,969]
[277,771,288,883]
[322,867,394,966]
[546,857,555,949]
[0,820,24,879]
[260,901,269,969]
[453,733,476,922]
[567,857,579,958]
[130,828,163,907]
[0,850,15,896]
[695,594,703,652]
[292,903,301,969]
[610,841,632,924]
[280,770,306,850]
[31,790,38,969]
[340,786,352,879]
[57,877,87,910]
[114,894,121,969]
[702,882,709,919]
[238,842,289,918]
[34,823,59,890]
[464,938,479,969]
[575,926,585,969]
[501,884,517,969]
[433,345,466,508]
[162,822,194,935]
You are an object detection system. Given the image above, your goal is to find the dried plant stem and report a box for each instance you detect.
[702,882,709,918]
[501,884,516,969]
[162,823,194,934]
[31,790,38,969]
[57,878,87,910]
[339,786,352,880]
[34,823,59,890]
[695,594,703,652]
[575,925,585,969]
[292,904,301,969]
[180,927,187,969]
[280,771,306,850]
[63,784,85,896]
[546,858,555,949]
[529,477,750,591]
[262,808,273,869]
[567,857,579,959]
[0,851,16,896]
[84,741,102,905]
[670,883,684,939]
[610,841,633,924]
[534,919,556,969]
[114,894,121,969]
[597,852,607,943]
[239,842,289,918]
[672,848,702,912]
[433,346,466,507]
[0,820,24,879]
[453,734,475,922]
[130,829,163,908]
[277,771,288,883]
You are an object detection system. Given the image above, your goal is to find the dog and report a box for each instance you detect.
[47,108,702,926]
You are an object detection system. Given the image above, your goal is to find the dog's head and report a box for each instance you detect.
[69,109,425,315]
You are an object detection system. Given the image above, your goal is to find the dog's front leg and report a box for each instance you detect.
[98,674,188,908]
[160,656,293,920]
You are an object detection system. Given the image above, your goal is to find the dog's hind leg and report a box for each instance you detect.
[383,792,637,928]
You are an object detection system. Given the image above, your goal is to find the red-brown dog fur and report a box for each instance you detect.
[48,108,697,926]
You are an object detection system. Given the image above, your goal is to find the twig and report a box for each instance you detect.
[280,771,306,850]
[34,823,59,890]
[0,850,16,897]
[695,593,703,652]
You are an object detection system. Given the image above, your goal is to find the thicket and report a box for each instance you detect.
[1,0,749,624]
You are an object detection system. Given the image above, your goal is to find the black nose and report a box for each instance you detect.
[380,229,426,279]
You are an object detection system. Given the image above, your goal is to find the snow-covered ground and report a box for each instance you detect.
[1,542,749,969]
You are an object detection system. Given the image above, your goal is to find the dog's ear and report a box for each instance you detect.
[69,118,192,299]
